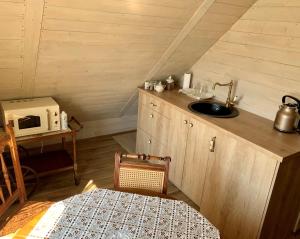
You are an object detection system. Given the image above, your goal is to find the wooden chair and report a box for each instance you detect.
[0,125,52,236]
[114,152,171,196]
[0,124,26,217]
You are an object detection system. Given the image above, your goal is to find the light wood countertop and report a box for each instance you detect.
[139,88,300,162]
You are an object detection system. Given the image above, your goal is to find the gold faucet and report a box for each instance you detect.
[212,80,236,108]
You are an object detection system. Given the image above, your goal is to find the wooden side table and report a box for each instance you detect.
[16,128,80,185]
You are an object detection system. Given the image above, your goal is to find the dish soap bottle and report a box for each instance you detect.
[61,111,68,130]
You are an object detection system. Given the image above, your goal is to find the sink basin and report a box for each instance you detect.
[188,101,239,118]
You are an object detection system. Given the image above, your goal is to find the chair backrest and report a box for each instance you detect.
[114,152,171,195]
[0,124,26,217]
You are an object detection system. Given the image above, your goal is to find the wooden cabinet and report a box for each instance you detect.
[167,108,189,188]
[181,117,217,206]
[136,129,151,155]
[167,108,216,205]
[167,106,218,205]
[137,89,300,239]
[136,92,170,157]
[136,129,168,157]
[167,105,278,238]
[200,130,278,239]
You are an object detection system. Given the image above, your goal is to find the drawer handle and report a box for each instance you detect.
[148,140,152,144]
[209,137,216,152]
[150,102,157,107]
[184,120,188,124]
[149,114,154,118]
[189,123,193,128]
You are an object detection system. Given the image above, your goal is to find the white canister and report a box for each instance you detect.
[183,73,192,89]
[61,111,68,130]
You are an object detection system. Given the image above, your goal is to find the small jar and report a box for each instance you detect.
[149,81,155,91]
[166,76,175,90]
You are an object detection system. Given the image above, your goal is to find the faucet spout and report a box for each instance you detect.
[212,80,235,108]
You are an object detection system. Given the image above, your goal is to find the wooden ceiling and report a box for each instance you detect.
[0,0,256,122]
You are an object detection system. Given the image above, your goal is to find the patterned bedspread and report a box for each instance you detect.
[25,189,220,239]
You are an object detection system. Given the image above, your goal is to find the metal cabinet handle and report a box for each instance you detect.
[148,139,152,144]
[184,120,188,124]
[209,137,216,152]
[189,123,193,128]
[150,102,157,107]
[149,114,154,118]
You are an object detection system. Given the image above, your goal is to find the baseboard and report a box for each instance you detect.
[77,115,138,139]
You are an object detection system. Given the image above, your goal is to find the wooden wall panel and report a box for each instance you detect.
[44,0,198,19]
[32,0,204,121]
[0,1,25,16]
[0,1,24,99]
[189,0,300,120]
[43,6,186,29]
[0,0,257,136]
[22,0,45,97]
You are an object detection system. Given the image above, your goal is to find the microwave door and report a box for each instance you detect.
[17,115,41,130]
[13,110,49,136]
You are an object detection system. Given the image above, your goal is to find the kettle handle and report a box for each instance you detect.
[282,95,300,108]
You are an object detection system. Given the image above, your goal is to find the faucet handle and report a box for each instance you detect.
[233,96,239,103]
[228,96,239,108]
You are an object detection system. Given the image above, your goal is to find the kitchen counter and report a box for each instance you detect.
[139,88,300,162]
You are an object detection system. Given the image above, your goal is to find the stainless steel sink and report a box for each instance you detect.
[188,101,239,118]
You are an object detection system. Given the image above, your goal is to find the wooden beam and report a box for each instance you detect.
[143,0,216,82]
[22,0,45,97]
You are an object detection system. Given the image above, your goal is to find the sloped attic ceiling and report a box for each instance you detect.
[0,0,256,125]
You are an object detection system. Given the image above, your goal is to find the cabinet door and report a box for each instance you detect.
[167,108,189,189]
[150,139,169,158]
[151,111,170,146]
[136,129,151,155]
[137,104,153,135]
[200,130,278,239]
[181,118,216,206]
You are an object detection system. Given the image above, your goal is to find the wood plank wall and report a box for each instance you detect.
[0,0,204,136]
[0,0,257,137]
[153,0,257,79]
[188,0,300,120]
[33,0,204,121]
[0,0,25,98]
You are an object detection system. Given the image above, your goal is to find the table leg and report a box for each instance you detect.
[72,131,80,185]
[62,137,66,150]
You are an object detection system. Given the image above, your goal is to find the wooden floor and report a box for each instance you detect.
[27,134,198,209]
[112,131,137,153]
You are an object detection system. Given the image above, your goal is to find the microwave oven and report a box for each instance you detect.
[1,97,61,137]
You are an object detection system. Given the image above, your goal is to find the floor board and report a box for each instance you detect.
[112,131,136,153]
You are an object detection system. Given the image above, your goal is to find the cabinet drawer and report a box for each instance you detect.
[140,92,170,118]
[137,105,153,135]
[138,105,170,145]
[136,129,169,157]
[136,129,151,155]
